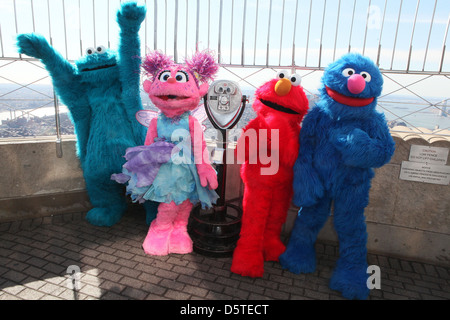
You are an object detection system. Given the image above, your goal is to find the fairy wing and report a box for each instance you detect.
[136,105,208,130]
[136,109,158,127]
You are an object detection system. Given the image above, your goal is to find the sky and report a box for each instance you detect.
[0,0,449,97]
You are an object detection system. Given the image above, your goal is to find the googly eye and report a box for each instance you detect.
[276,70,289,80]
[158,70,172,82]
[290,74,302,87]
[96,45,107,54]
[342,68,355,77]
[360,71,372,82]
[85,47,95,55]
[175,71,189,83]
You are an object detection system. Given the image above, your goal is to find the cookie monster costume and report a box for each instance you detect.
[16,2,158,226]
[231,71,309,277]
[279,53,395,300]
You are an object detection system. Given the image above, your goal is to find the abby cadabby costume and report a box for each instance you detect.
[112,50,219,256]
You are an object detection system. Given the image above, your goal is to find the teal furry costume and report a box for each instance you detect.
[16,2,157,226]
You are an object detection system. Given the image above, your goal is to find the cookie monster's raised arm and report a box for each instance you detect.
[292,107,325,207]
[16,33,80,103]
[117,2,147,122]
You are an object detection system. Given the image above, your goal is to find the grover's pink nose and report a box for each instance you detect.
[347,74,366,95]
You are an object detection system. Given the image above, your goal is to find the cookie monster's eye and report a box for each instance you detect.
[175,71,189,83]
[85,47,95,55]
[290,74,302,87]
[342,68,355,77]
[96,45,107,54]
[360,71,372,82]
[277,70,289,80]
[158,70,172,82]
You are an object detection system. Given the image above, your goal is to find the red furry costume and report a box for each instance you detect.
[231,72,309,277]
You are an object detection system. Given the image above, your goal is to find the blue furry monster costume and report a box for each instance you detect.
[279,53,395,300]
[16,2,158,227]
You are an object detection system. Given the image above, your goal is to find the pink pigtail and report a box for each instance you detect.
[142,50,175,81]
[185,50,219,85]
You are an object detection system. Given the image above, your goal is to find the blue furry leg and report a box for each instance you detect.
[84,177,128,227]
[143,200,159,225]
[329,188,370,300]
[279,196,331,274]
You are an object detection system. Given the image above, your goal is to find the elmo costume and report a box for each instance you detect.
[230,71,309,277]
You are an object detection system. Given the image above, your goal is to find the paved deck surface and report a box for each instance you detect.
[0,210,449,301]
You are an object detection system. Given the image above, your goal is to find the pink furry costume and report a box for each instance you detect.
[112,51,219,255]
[231,71,309,277]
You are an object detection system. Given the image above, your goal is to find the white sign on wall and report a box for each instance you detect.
[400,145,450,185]
[409,145,449,165]
[400,161,450,186]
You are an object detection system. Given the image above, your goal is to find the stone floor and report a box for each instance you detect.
[0,210,449,302]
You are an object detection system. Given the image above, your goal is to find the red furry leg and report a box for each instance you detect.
[263,184,292,261]
[231,185,272,278]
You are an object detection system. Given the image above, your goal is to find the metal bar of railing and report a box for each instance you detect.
[218,0,223,64]
[278,0,285,66]
[291,0,299,70]
[423,0,438,72]
[305,0,313,66]
[196,0,200,52]
[332,0,341,61]
[406,0,420,72]
[253,0,259,66]
[318,0,327,68]
[390,0,403,70]
[362,0,371,56]
[266,0,273,67]
[174,0,179,62]
[230,0,234,64]
[62,0,68,59]
[348,0,356,53]
[439,11,450,73]
[92,0,96,49]
[185,0,188,58]
[241,0,247,66]
[79,0,83,55]
[376,0,387,66]
[31,0,36,32]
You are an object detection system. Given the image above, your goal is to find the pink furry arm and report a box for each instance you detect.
[189,116,218,190]
[144,117,158,146]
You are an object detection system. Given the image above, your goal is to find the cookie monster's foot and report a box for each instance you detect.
[263,237,286,262]
[169,225,193,255]
[142,222,172,256]
[231,247,265,278]
[329,265,370,300]
[279,243,316,274]
[86,207,124,227]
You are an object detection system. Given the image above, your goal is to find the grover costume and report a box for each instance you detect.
[279,53,395,299]
[16,2,157,227]
[231,71,309,278]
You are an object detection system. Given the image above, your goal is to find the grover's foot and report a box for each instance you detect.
[329,265,370,300]
[231,247,264,278]
[142,222,172,256]
[86,207,124,227]
[263,237,286,262]
[169,226,193,254]
[279,243,316,274]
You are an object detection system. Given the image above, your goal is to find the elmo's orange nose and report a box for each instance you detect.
[275,78,292,96]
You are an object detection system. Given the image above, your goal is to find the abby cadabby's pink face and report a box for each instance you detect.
[144,66,209,118]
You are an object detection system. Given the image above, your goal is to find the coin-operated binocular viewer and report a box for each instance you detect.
[188,80,247,257]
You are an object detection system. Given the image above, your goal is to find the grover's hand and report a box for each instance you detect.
[17,33,53,60]
[117,2,146,31]
[292,162,324,207]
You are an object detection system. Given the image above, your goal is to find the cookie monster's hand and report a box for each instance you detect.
[333,127,392,168]
[17,33,53,61]
[117,2,147,31]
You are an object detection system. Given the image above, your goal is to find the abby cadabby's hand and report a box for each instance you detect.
[197,164,219,190]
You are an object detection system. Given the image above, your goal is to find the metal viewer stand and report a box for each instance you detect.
[188,80,247,257]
